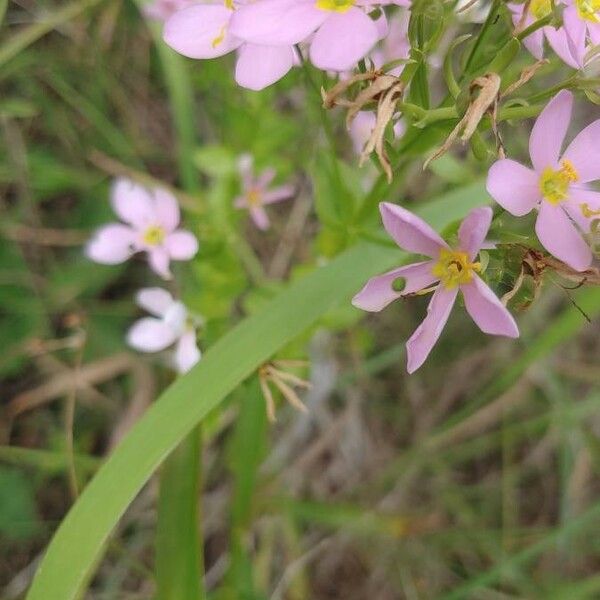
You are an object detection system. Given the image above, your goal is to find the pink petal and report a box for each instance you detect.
[86,224,135,264]
[229,0,326,46]
[165,230,199,260]
[127,318,177,352]
[174,330,201,373]
[566,188,600,229]
[535,201,592,271]
[562,120,600,183]
[461,276,519,338]
[352,261,437,312]
[406,286,458,374]
[309,8,379,71]
[111,179,156,228]
[136,287,174,317]
[235,43,295,90]
[233,195,248,209]
[529,90,573,172]
[152,188,180,232]
[147,247,172,279]
[561,5,587,68]
[545,24,582,69]
[486,159,541,216]
[458,207,493,260]
[262,185,295,205]
[380,202,447,258]
[349,111,376,154]
[250,206,270,230]
[163,5,241,59]
[256,167,276,189]
[523,28,545,60]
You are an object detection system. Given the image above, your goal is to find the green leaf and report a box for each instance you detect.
[26,185,486,600]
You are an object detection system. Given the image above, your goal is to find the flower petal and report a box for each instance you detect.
[165,230,199,260]
[111,179,156,228]
[545,23,582,70]
[309,8,379,71]
[566,187,600,229]
[486,159,540,216]
[229,0,326,46]
[127,317,177,352]
[535,201,592,271]
[235,43,295,90]
[406,286,458,374]
[174,330,201,373]
[529,89,573,172]
[135,287,174,317]
[152,188,180,232]
[562,119,600,183]
[352,261,437,312]
[250,206,270,230]
[560,5,586,68]
[458,206,493,260]
[262,185,295,205]
[379,202,447,257]
[462,276,519,338]
[86,224,135,264]
[147,247,172,279]
[163,5,241,59]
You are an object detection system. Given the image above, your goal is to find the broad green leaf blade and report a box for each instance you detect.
[26,185,486,600]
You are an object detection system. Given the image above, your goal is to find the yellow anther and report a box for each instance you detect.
[576,0,600,22]
[539,160,579,205]
[529,0,552,19]
[224,0,234,8]
[315,0,355,13]
[246,188,262,207]
[211,25,227,48]
[581,203,600,218]
[143,225,166,246]
[432,248,481,289]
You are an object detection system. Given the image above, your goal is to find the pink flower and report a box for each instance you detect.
[229,0,410,72]
[143,0,195,22]
[352,204,519,373]
[127,288,201,373]
[163,2,298,90]
[487,90,600,271]
[86,179,198,280]
[508,0,597,69]
[234,155,295,230]
[368,9,411,76]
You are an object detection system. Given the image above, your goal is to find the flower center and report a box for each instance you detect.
[432,248,481,289]
[315,0,355,13]
[529,0,552,19]
[576,0,600,22]
[539,160,579,205]
[142,225,166,246]
[246,188,262,207]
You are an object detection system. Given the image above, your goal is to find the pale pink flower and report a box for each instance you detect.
[127,288,201,374]
[163,1,298,90]
[352,204,519,373]
[86,179,198,280]
[349,111,405,155]
[487,90,600,271]
[508,0,591,69]
[143,0,195,22]
[368,9,411,76]
[561,0,600,67]
[234,155,295,230]
[229,0,410,72]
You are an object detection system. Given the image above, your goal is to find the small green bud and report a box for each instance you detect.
[392,277,406,292]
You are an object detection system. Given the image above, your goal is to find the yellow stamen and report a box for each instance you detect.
[576,0,600,23]
[539,159,579,205]
[224,0,234,8]
[432,248,481,289]
[142,225,165,246]
[315,0,355,13]
[246,188,262,207]
[529,0,552,19]
[211,25,227,48]
[581,203,600,218]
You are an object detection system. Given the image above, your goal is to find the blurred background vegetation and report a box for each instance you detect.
[1,1,600,598]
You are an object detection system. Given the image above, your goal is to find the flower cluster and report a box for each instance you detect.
[160,0,411,90]
[86,179,202,373]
